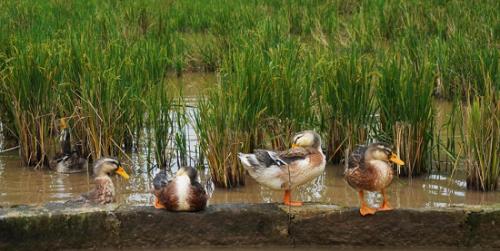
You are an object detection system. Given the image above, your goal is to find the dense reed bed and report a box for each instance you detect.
[0,0,498,189]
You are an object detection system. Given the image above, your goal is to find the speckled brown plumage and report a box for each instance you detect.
[81,176,115,204]
[345,144,395,191]
[344,143,404,216]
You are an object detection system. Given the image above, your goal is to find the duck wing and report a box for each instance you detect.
[81,178,114,204]
[347,145,367,169]
[276,147,311,164]
[188,182,208,211]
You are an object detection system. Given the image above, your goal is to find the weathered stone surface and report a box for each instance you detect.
[1,202,500,250]
[466,203,500,248]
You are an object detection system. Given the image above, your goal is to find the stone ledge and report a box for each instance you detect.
[1,203,499,250]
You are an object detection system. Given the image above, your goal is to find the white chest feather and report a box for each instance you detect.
[175,176,191,210]
[369,160,393,188]
[290,151,326,189]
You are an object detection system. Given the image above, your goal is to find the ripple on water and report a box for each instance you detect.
[1,152,500,207]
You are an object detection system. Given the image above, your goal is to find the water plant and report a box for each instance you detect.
[376,55,435,177]
[459,82,499,191]
[320,49,376,162]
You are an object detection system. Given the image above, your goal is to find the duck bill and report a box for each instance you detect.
[115,166,130,180]
[291,143,299,148]
[389,154,405,165]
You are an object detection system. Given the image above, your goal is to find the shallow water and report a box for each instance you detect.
[1,152,499,208]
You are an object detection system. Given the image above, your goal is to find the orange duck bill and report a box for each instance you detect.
[389,153,405,165]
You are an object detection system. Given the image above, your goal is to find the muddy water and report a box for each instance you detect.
[1,151,499,208]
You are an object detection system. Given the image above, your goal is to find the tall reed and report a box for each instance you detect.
[321,50,376,162]
[459,82,499,191]
[376,56,434,176]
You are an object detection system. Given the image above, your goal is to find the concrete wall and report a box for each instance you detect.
[1,203,499,250]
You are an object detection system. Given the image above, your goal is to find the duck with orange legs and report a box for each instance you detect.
[238,131,326,206]
[345,143,405,216]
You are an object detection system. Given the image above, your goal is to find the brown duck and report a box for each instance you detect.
[81,158,130,204]
[153,166,208,212]
[345,143,404,216]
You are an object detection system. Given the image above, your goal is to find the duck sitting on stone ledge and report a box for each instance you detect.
[153,166,208,212]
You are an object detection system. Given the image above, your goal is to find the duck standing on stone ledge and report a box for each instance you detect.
[153,166,208,212]
[238,130,326,206]
[345,142,405,216]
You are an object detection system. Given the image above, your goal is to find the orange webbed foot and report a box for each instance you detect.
[378,202,393,211]
[154,197,166,209]
[360,205,376,216]
[284,201,304,206]
[283,190,303,206]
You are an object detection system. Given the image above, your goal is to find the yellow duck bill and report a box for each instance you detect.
[389,153,405,165]
[115,166,130,180]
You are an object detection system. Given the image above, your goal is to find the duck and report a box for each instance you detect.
[153,166,208,212]
[81,158,130,204]
[344,142,405,216]
[49,118,88,173]
[238,130,326,206]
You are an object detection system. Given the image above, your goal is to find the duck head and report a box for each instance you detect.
[365,143,405,165]
[291,130,322,150]
[93,157,130,179]
[175,166,198,184]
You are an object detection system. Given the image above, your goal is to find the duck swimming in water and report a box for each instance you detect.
[81,158,130,204]
[153,166,208,212]
[49,118,88,173]
[238,130,326,206]
[345,142,405,216]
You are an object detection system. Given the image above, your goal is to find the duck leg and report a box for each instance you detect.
[358,190,376,216]
[154,197,166,209]
[283,189,303,206]
[378,189,392,211]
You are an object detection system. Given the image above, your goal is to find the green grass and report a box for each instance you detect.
[320,48,376,162]
[459,82,499,191]
[376,55,435,176]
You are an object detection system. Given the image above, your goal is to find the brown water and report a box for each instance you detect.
[1,152,499,208]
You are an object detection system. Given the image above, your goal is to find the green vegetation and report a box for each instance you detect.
[376,56,435,176]
[320,50,376,162]
[0,0,498,188]
[459,83,499,191]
